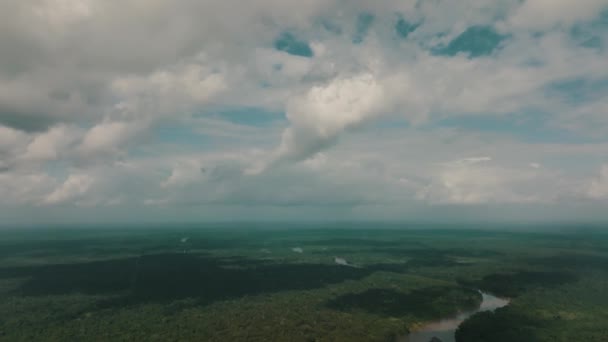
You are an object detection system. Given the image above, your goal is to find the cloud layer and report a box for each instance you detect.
[1,0,608,224]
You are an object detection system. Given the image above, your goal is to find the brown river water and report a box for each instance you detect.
[399,291,510,342]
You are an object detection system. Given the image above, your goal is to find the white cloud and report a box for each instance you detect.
[506,0,607,31]
[161,159,203,188]
[273,73,385,164]
[0,125,28,148]
[0,172,56,205]
[33,0,94,28]
[588,165,608,199]
[417,157,554,204]
[0,126,28,171]
[23,125,79,162]
[111,61,228,120]
[455,157,493,165]
[144,198,170,206]
[79,120,139,155]
[44,173,95,205]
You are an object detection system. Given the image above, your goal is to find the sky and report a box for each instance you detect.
[1,0,608,225]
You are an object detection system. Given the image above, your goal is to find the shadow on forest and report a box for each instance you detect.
[0,237,245,259]
[365,247,503,269]
[301,238,420,248]
[373,247,502,258]
[461,271,579,297]
[0,253,374,309]
[326,286,480,319]
[456,307,547,342]
[529,254,608,271]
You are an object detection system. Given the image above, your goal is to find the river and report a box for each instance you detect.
[400,291,510,342]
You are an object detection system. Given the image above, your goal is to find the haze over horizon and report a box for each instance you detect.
[2,0,608,225]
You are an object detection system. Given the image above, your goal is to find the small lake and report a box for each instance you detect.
[401,291,509,342]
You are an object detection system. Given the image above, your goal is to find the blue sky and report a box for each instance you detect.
[1,0,608,225]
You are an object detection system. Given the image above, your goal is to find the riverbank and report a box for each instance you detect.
[402,291,510,342]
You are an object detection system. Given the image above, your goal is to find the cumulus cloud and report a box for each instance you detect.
[161,159,204,189]
[44,173,95,205]
[273,73,385,164]
[506,0,608,31]
[588,165,608,199]
[0,172,56,205]
[23,125,79,162]
[0,126,28,171]
[79,120,139,156]
[110,61,228,120]
[417,157,556,204]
